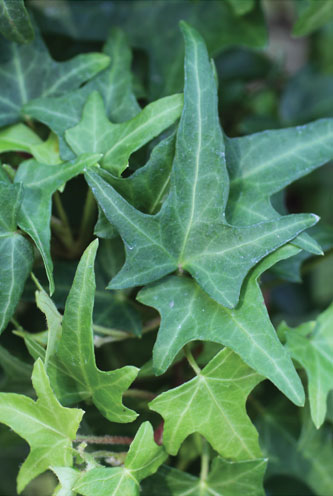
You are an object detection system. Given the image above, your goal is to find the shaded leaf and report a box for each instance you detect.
[150,348,262,459]
[73,422,167,496]
[225,0,255,16]
[0,344,32,393]
[86,22,318,308]
[138,245,305,406]
[0,0,34,43]
[0,358,83,493]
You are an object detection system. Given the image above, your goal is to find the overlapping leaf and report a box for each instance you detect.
[65,90,183,175]
[23,28,141,160]
[72,422,167,496]
[150,348,263,459]
[281,301,333,428]
[14,153,101,294]
[0,180,34,334]
[0,359,83,493]
[19,240,139,422]
[138,245,305,406]
[0,26,109,127]
[0,344,32,393]
[142,457,267,496]
[0,0,34,43]
[293,0,333,36]
[86,22,318,309]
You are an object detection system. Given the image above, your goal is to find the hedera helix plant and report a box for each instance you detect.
[0,3,333,495]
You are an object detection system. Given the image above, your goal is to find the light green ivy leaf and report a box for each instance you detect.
[142,457,267,496]
[0,0,34,44]
[86,22,318,308]
[0,358,83,493]
[281,301,333,428]
[138,245,305,406]
[0,26,109,127]
[150,348,262,459]
[52,467,80,496]
[73,422,167,496]
[65,90,183,175]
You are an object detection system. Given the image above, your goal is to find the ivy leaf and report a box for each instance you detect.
[0,0,34,44]
[23,28,140,160]
[225,0,255,16]
[0,181,34,334]
[65,90,183,175]
[0,358,83,493]
[86,22,318,308]
[14,153,101,294]
[73,422,167,496]
[281,301,333,428]
[257,402,333,496]
[138,245,305,406]
[293,0,333,37]
[0,27,110,127]
[52,467,80,496]
[142,457,267,496]
[150,348,262,459]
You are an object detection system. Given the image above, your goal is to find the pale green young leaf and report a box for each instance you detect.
[225,118,333,255]
[65,90,182,175]
[0,27,109,127]
[282,302,333,428]
[0,0,34,43]
[86,22,318,308]
[142,457,267,496]
[138,245,305,406]
[14,153,101,294]
[293,0,333,37]
[0,358,83,493]
[150,348,262,459]
[0,181,34,333]
[73,422,167,496]
[52,467,80,496]
[23,28,140,160]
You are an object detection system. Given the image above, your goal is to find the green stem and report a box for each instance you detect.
[183,345,201,375]
[74,434,133,445]
[53,192,75,250]
[76,188,97,252]
[199,437,210,491]
[123,388,155,400]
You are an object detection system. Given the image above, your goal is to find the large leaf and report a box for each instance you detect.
[150,348,262,459]
[73,422,167,496]
[14,153,102,294]
[0,0,34,43]
[257,402,333,496]
[23,28,141,160]
[281,301,333,428]
[0,27,109,127]
[86,22,318,308]
[142,457,267,496]
[21,240,139,422]
[65,90,183,175]
[293,0,333,37]
[0,181,34,334]
[0,359,83,493]
[138,245,305,406]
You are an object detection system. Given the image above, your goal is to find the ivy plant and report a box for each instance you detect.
[0,2,333,495]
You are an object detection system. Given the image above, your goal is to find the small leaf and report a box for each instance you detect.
[0,0,34,44]
[73,422,167,496]
[150,348,262,459]
[65,90,183,175]
[293,0,333,37]
[142,457,267,496]
[283,301,333,428]
[0,358,83,493]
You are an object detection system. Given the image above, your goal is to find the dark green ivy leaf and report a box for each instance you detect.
[0,0,34,44]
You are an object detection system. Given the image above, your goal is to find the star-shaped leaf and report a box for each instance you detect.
[142,457,267,496]
[281,301,333,428]
[14,153,101,294]
[0,25,110,127]
[86,22,318,309]
[150,348,262,459]
[138,245,305,406]
[72,422,167,496]
[0,180,34,334]
[19,240,139,422]
[0,358,83,493]
[0,0,34,44]
[23,28,141,160]
[65,90,183,175]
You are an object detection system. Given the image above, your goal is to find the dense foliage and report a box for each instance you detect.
[0,1,332,495]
